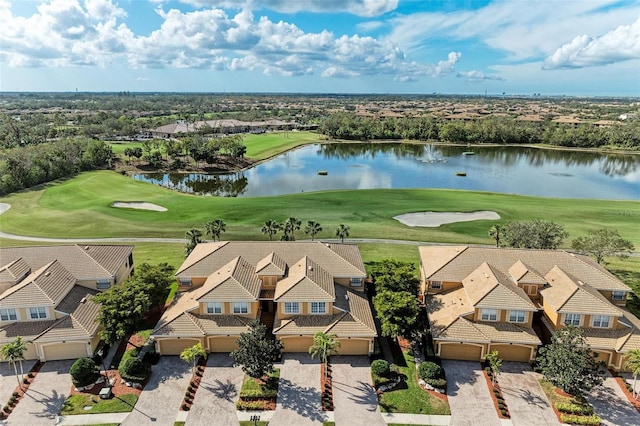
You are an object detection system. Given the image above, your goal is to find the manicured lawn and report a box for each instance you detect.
[239,368,280,397]
[2,171,638,249]
[377,351,451,415]
[60,393,138,415]
[244,131,321,160]
[107,141,145,155]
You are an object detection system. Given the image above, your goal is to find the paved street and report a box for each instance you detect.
[332,356,385,426]
[185,354,243,426]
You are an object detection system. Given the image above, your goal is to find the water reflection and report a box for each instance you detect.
[132,143,640,199]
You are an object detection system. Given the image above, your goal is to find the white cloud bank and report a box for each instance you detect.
[179,0,399,17]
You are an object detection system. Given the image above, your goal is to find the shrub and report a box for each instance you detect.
[12,392,19,398]
[70,357,100,387]
[27,373,34,378]
[182,403,190,411]
[3,406,10,413]
[559,414,602,425]
[500,409,509,417]
[118,357,150,382]
[425,378,447,389]
[236,400,265,410]
[371,359,390,378]
[555,402,594,416]
[418,361,444,381]
[239,388,278,399]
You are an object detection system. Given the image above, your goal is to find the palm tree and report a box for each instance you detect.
[488,224,503,247]
[336,224,350,243]
[625,349,640,399]
[304,220,322,241]
[180,343,206,375]
[309,332,340,378]
[261,220,281,241]
[205,219,226,242]
[12,336,28,382]
[283,217,301,241]
[1,338,22,388]
[185,228,203,256]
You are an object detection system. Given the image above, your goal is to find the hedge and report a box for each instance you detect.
[555,402,594,416]
[559,414,602,425]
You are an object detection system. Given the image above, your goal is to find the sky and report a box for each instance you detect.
[1,0,639,96]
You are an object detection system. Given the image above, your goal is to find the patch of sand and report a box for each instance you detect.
[111,202,167,212]
[0,203,10,214]
[394,211,500,227]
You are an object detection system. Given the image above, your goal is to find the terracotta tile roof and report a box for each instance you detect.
[421,246,629,292]
[274,257,335,302]
[152,311,204,337]
[0,320,54,343]
[332,286,376,335]
[255,252,287,276]
[0,258,31,285]
[197,257,261,302]
[508,260,546,285]
[192,314,252,335]
[474,322,541,345]
[437,317,489,342]
[463,263,536,311]
[427,287,474,335]
[273,314,339,335]
[541,267,623,316]
[0,261,75,308]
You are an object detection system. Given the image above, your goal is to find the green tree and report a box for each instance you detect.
[304,220,322,241]
[536,326,604,397]
[185,228,203,256]
[488,224,503,248]
[624,349,640,399]
[205,219,226,242]
[308,332,340,378]
[503,220,568,249]
[373,290,420,338]
[94,280,152,344]
[130,262,174,310]
[370,259,419,295]
[0,337,27,388]
[180,342,207,374]
[282,217,301,241]
[336,224,350,243]
[486,350,502,386]
[70,357,100,387]
[231,319,283,381]
[572,228,635,264]
[261,220,281,241]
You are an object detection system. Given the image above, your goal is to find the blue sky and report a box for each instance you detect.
[1,0,639,95]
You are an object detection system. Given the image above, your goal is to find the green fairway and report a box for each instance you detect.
[1,171,638,250]
[107,141,145,155]
[243,131,322,160]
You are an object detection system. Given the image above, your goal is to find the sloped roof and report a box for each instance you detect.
[0,261,76,307]
[0,320,54,343]
[474,322,541,345]
[508,260,546,285]
[436,317,490,342]
[197,257,261,302]
[463,263,536,311]
[0,258,31,285]
[274,257,335,302]
[255,252,287,276]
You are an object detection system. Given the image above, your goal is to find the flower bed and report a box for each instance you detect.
[482,367,510,419]
[180,360,206,411]
[0,361,43,421]
[235,368,280,411]
[538,379,601,425]
[321,363,333,411]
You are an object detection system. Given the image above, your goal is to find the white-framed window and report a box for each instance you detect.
[311,302,326,314]
[233,302,249,314]
[429,280,443,289]
[29,306,47,319]
[508,310,526,323]
[564,313,581,326]
[612,291,626,301]
[0,308,18,321]
[350,278,363,287]
[592,315,611,328]
[481,309,498,321]
[206,302,222,314]
[284,302,300,314]
[179,277,192,287]
[97,279,111,289]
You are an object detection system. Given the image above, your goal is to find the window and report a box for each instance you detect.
[97,279,111,289]
[284,302,300,314]
[233,302,249,314]
[0,308,18,321]
[29,307,47,319]
[350,278,363,287]
[509,310,526,323]
[311,302,326,314]
[564,313,581,326]
[526,285,538,296]
[206,302,222,314]
[179,277,192,287]
[612,291,626,301]
[481,309,498,321]
[592,315,611,328]
[429,281,443,290]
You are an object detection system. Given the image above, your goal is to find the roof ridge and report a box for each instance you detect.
[565,250,628,288]
[73,245,112,277]
[184,312,205,334]
[27,261,59,304]
[324,311,349,334]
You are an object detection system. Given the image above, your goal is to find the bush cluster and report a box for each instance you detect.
[236,400,269,410]
[555,402,594,416]
[418,361,443,381]
[70,357,100,387]
[239,388,278,399]
[559,414,602,425]
[371,359,390,378]
[118,357,150,382]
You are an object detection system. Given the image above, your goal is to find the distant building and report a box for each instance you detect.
[148,119,297,139]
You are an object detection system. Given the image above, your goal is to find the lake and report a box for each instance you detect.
[133,143,640,200]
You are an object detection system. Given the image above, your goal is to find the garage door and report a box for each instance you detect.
[281,336,314,352]
[439,343,483,361]
[157,339,201,356]
[42,342,88,361]
[208,336,239,353]
[338,339,370,355]
[490,345,534,362]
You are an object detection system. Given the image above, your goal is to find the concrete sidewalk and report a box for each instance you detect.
[56,412,130,425]
[381,412,451,425]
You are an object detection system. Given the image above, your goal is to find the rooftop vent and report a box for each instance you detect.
[80,297,86,304]
[84,246,89,250]
[44,271,51,277]
[308,266,313,271]
[344,293,349,300]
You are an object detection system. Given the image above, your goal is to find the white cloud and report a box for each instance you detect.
[434,52,461,76]
[181,0,398,17]
[543,16,640,69]
[456,70,505,82]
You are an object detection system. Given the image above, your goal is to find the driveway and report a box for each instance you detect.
[586,371,640,426]
[499,362,558,426]
[269,353,326,426]
[8,360,73,426]
[332,355,385,426]
[185,354,243,426]
[121,356,191,426]
[442,360,500,426]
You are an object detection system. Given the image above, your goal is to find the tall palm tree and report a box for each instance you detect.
[625,349,640,399]
[205,219,226,242]
[304,220,322,241]
[309,332,340,378]
[180,343,206,375]
[261,220,281,241]
[12,336,28,382]
[185,228,203,256]
[336,224,350,243]
[283,217,301,241]
[0,339,22,388]
[488,224,503,247]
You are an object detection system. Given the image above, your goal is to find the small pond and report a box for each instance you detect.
[133,143,640,200]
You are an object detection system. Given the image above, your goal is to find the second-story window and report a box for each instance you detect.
[480,309,498,321]
[233,302,249,314]
[0,308,18,321]
[284,302,300,314]
[97,279,111,289]
[311,302,326,314]
[350,278,363,287]
[564,313,581,326]
[612,291,626,301]
[206,302,222,314]
[429,280,443,289]
[508,310,526,323]
[29,307,47,319]
[592,315,611,328]
[179,277,192,287]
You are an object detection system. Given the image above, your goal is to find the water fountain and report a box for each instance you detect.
[419,144,447,163]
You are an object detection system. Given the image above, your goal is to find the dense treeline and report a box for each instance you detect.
[0,139,113,194]
[317,112,640,149]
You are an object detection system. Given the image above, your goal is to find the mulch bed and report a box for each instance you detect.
[613,376,640,413]
[180,359,207,411]
[70,369,142,398]
[0,361,44,420]
[320,363,334,411]
[482,369,510,419]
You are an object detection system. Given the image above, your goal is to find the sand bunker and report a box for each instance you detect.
[111,202,167,212]
[394,211,500,227]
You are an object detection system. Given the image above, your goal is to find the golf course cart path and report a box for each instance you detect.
[394,211,500,227]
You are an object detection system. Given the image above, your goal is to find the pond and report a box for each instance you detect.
[133,143,640,200]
